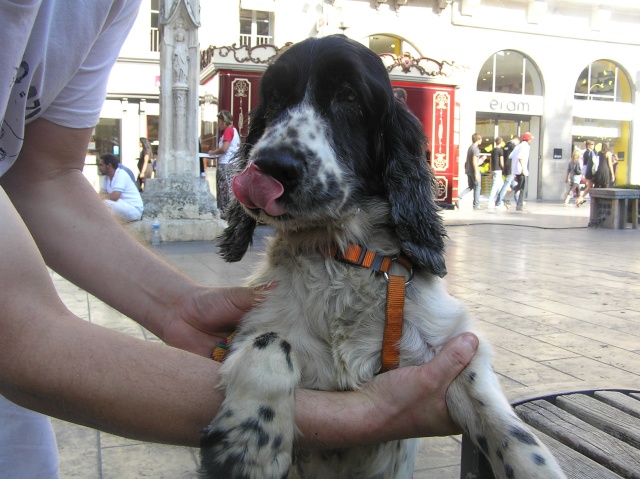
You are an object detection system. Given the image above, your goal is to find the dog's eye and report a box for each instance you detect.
[334,84,357,104]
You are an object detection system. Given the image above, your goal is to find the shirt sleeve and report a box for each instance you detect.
[110,168,127,192]
[222,127,235,142]
[42,1,142,128]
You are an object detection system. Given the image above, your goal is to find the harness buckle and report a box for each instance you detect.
[382,257,414,285]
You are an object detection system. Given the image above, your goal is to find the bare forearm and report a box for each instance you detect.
[1,120,196,336]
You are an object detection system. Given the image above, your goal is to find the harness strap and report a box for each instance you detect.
[382,275,405,372]
[212,244,413,374]
[333,244,412,373]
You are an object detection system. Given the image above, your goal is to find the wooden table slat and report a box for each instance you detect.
[557,394,640,449]
[516,399,640,478]
[534,428,624,479]
[594,391,640,420]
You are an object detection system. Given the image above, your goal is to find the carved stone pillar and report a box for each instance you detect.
[132,0,224,243]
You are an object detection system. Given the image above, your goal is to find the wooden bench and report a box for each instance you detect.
[588,188,640,229]
[460,388,640,478]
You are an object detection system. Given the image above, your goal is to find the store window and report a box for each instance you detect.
[239,9,273,48]
[572,60,632,185]
[574,60,632,102]
[91,118,121,157]
[368,34,420,57]
[477,50,542,95]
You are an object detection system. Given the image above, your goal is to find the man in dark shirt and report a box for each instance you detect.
[458,133,483,209]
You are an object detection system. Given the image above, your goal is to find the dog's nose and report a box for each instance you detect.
[252,148,302,193]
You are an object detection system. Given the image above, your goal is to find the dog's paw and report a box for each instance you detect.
[199,401,292,479]
[199,332,300,479]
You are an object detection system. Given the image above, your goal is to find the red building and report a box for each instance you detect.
[200,43,461,206]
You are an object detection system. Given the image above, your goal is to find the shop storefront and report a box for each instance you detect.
[473,50,544,199]
[571,59,634,185]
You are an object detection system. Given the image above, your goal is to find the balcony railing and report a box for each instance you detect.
[239,34,273,48]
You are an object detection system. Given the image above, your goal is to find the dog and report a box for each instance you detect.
[200,35,566,479]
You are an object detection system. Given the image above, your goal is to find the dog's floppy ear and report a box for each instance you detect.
[217,199,256,262]
[216,113,265,262]
[382,103,447,277]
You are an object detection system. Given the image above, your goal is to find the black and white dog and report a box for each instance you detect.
[200,35,566,479]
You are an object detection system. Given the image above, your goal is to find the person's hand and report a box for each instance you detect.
[160,286,259,357]
[360,333,479,439]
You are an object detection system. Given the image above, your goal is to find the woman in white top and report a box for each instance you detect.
[208,110,240,218]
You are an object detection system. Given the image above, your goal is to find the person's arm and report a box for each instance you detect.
[104,189,122,201]
[472,151,480,180]
[0,192,477,446]
[2,118,231,356]
[0,117,478,448]
[607,152,615,178]
[208,141,230,156]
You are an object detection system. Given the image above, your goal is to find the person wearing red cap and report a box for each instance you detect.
[510,132,533,211]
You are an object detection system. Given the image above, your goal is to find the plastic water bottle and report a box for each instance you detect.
[151,217,160,245]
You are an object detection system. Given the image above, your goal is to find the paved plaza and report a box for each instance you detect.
[50,201,640,478]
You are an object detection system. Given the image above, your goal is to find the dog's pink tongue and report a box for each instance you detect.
[233,163,286,216]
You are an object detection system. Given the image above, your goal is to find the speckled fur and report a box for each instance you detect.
[200,35,566,479]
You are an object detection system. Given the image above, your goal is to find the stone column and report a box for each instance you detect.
[133,0,224,243]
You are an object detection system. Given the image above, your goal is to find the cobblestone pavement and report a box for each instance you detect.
[50,201,640,478]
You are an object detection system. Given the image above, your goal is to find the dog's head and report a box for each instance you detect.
[218,35,446,276]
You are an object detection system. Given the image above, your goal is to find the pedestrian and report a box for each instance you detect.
[564,149,583,205]
[0,2,478,476]
[487,137,504,210]
[610,153,619,187]
[137,137,153,191]
[510,132,533,211]
[98,153,144,222]
[495,136,520,209]
[576,139,597,206]
[592,141,615,189]
[208,110,240,218]
[458,133,483,210]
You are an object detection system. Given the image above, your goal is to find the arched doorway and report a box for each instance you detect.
[475,50,544,199]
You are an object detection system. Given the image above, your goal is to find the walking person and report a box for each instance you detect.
[487,137,504,210]
[576,139,597,206]
[510,132,533,211]
[564,149,583,205]
[458,133,483,210]
[137,137,153,192]
[592,141,615,189]
[495,136,520,209]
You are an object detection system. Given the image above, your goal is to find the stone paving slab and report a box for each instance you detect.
[49,201,640,478]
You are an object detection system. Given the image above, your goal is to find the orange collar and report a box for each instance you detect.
[212,244,413,374]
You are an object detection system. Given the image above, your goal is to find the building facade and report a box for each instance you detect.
[86,0,161,190]
[99,0,640,199]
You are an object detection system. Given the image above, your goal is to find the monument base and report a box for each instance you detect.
[127,176,226,243]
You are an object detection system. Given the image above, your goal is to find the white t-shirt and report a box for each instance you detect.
[102,166,144,212]
[0,0,142,177]
[0,2,142,477]
[510,141,530,176]
[217,127,241,165]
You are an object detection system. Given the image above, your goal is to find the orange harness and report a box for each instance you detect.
[212,244,413,373]
[331,244,413,373]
